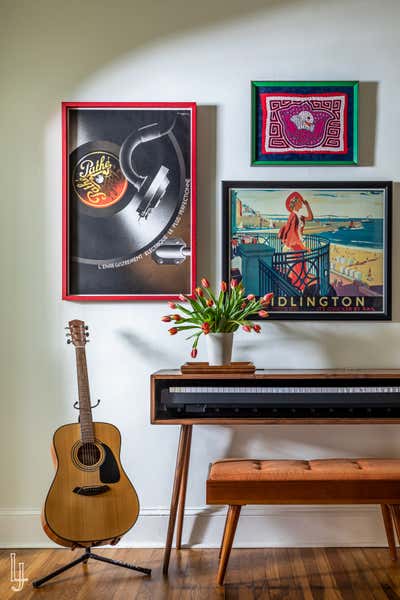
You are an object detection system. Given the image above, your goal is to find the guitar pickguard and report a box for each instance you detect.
[99,443,120,484]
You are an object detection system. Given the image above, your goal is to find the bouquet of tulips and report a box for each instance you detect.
[161,277,273,358]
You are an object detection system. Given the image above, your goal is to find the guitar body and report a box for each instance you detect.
[43,421,139,547]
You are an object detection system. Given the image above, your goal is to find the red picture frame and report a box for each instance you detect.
[62,102,196,301]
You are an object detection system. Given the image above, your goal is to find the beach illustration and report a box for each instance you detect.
[229,187,387,315]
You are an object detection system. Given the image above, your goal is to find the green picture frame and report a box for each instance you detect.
[251,81,359,166]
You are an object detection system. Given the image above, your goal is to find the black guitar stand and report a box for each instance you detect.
[32,546,151,588]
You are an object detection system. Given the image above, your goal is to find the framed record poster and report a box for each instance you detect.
[62,102,196,300]
[251,81,358,165]
[222,181,391,320]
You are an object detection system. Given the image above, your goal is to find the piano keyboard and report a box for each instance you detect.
[169,386,400,394]
[153,377,400,420]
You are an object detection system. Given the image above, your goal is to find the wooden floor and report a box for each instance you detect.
[1,547,400,599]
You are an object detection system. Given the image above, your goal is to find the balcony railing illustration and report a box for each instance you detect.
[253,233,331,297]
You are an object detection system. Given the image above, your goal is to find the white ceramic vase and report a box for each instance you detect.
[206,332,234,366]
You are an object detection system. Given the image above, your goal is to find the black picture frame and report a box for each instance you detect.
[222,181,392,321]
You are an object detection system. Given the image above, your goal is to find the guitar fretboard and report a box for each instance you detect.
[76,347,95,443]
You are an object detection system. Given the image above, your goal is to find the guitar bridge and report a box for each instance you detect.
[73,485,110,496]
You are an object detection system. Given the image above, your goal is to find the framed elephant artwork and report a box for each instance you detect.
[251,81,358,165]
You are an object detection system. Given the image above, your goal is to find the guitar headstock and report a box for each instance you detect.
[66,319,89,347]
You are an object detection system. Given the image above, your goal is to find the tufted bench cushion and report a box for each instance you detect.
[207,458,400,504]
[208,458,400,480]
[207,458,400,584]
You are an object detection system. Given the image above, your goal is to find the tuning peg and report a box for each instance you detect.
[67,339,72,344]
[85,332,89,337]
[85,326,89,330]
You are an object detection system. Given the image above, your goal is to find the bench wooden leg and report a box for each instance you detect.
[218,510,228,559]
[381,504,397,561]
[217,505,241,585]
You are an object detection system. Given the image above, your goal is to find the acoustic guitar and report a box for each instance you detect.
[42,319,139,547]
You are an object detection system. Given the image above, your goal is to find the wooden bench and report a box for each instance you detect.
[206,458,400,585]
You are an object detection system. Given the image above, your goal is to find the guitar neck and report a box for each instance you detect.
[75,347,95,443]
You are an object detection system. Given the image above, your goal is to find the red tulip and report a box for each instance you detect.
[242,325,251,332]
[191,348,198,358]
[195,287,204,297]
[178,294,187,302]
[253,324,261,333]
[172,314,181,322]
[258,310,269,318]
[241,301,247,309]
[262,292,274,305]
[201,322,210,334]
[206,299,214,307]
[168,302,177,309]
[247,294,255,301]
[220,281,227,292]
[230,278,238,288]
[201,277,210,288]
[169,327,178,335]
[161,316,171,322]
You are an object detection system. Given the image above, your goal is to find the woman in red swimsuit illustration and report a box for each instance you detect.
[278,191,315,291]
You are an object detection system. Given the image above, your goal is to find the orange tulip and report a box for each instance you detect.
[168,327,178,335]
[206,299,214,307]
[201,322,210,334]
[161,316,171,322]
[262,293,274,305]
[195,287,204,297]
[201,277,210,288]
[258,310,269,318]
[172,314,181,322]
[220,281,227,292]
[168,302,177,309]
[247,294,255,301]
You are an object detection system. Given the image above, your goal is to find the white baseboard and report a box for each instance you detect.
[0,505,390,549]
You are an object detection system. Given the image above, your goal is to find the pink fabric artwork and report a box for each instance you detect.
[260,93,348,154]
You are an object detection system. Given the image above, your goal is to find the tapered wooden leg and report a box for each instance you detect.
[381,504,397,561]
[217,505,241,585]
[162,425,191,575]
[218,509,228,559]
[175,425,192,550]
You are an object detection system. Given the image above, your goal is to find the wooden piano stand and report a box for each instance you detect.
[151,368,400,575]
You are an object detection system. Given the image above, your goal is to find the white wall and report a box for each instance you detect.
[1,0,400,548]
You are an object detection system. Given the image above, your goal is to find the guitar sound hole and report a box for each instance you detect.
[77,443,101,466]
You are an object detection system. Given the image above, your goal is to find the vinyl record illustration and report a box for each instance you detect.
[69,119,187,265]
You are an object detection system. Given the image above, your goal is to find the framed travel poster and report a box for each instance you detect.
[62,102,196,301]
[222,181,391,320]
[251,81,358,165]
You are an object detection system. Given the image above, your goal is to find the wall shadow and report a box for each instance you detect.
[197,105,218,283]
[358,82,378,167]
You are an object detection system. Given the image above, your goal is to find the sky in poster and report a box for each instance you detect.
[232,188,385,219]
